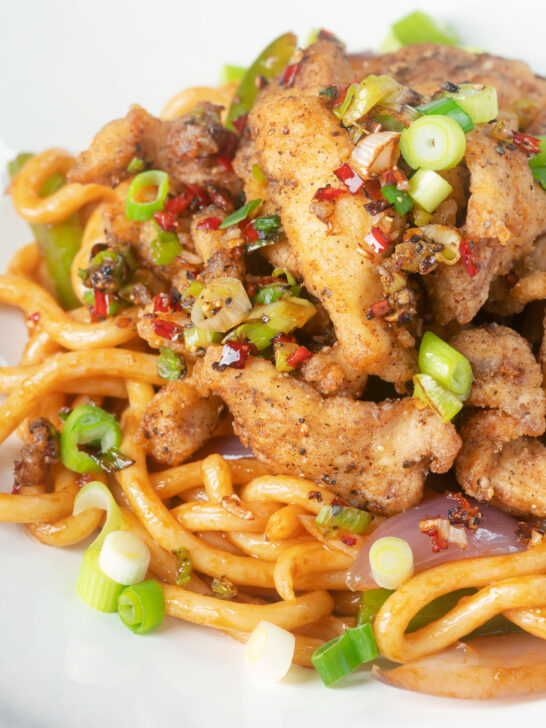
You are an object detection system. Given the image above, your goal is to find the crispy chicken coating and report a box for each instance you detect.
[450,324,546,436]
[13,418,58,492]
[353,45,546,113]
[423,126,546,323]
[456,410,546,517]
[196,347,461,515]
[136,381,224,466]
[68,103,241,193]
[245,40,416,382]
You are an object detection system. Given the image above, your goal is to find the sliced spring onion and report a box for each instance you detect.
[151,226,182,266]
[127,157,145,173]
[117,580,165,634]
[356,587,393,627]
[252,164,266,183]
[99,530,150,586]
[274,341,299,372]
[339,75,401,126]
[211,575,238,600]
[413,372,463,422]
[157,347,186,381]
[271,268,297,286]
[408,169,453,213]
[442,84,498,125]
[76,548,124,613]
[529,150,546,190]
[380,184,414,215]
[400,115,466,170]
[219,199,262,229]
[315,504,372,536]
[373,113,405,132]
[411,205,433,226]
[250,296,316,334]
[73,480,124,551]
[253,284,288,304]
[191,277,252,333]
[224,320,276,351]
[419,331,473,399]
[226,33,297,132]
[183,326,222,350]
[173,546,193,586]
[390,10,459,47]
[350,131,401,178]
[417,97,474,133]
[311,624,379,687]
[72,480,125,611]
[221,64,246,84]
[182,280,205,299]
[125,170,169,221]
[369,536,414,590]
[253,215,281,235]
[60,404,122,474]
[245,621,295,681]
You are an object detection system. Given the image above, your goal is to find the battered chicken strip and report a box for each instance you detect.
[245,39,416,382]
[449,324,546,436]
[67,103,241,193]
[300,343,368,398]
[136,381,224,466]
[456,410,546,517]
[423,126,546,323]
[487,235,546,316]
[196,347,461,515]
[352,45,546,113]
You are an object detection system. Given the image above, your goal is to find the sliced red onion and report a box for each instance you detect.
[193,435,253,461]
[347,492,525,591]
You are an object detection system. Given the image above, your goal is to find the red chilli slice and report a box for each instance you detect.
[219,341,252,369]
[196,216,222,231]
[280,63,300,88]
[285,345,312,369]
[242,221,259,243]
[314,187,347,201]
[93,289,111,317]
[512,132,541,154]
[365,227,390,254]
[217,155,234,172]
[363,179,382,202]
[232,113,249,136]
[334,163,364,194]
[152,319,183,342]
[153,209,179,232]
[185,183,209,208]
[459,237,480,278]
[165,188,194,215]
[366,299,391,320]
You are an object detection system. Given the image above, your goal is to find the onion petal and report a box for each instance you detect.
[346,492,525,591]
[372,633,546,699]
[350,132,401,179]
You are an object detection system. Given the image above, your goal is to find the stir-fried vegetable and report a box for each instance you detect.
[245,621,295,681]
[8,153,82,309]
[408,169,454,212]
[117,580,165,635]
[191,277,252,333]
[99,530,150,585]
[417,97,474,133]
[418,331,473,399]
[441,83,499,124]
[369,536,414,589]
[413,372,463,422]
[157,348,187,381]
[400,115,466,170]
[125,170,170,221]
[226,33,297,132]
[311,623,379,686]
[315,503,372,536]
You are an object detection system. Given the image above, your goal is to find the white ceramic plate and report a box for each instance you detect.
[1,1,545,725]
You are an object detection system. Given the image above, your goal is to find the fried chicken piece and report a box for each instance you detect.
[449,324,546,436]
[456,410,546,517]
[300,343,368,398]
[68,103,241,193]
[196,347,460,515]
[487,235,546,316]
[136,381,224,466]
[353,46,546,113]
[245,39,416,383]
[13,418,58,492]
[423,126,546,324]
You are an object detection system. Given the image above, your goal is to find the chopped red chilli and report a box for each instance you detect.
[217,155,234,172]
[421,526,449,553]
[363,179,382,202]
[196,216,222,231]
[314,186,347,201]
[340,534,357,547]
[185,183,210,208]
[242,221,259,243]
[285,345,312,368]
[280,63,300,88]
[365,227,390,254]
[93,289,111,317]
[152,319,184,342]
[512,131,541,155]
[366,299,391,320]
[232,113,249,135]
[153,293,170,313]
[334,163,365,194]
[446,492,483,531]
[218,341,252,369]
[459,238,480,278]
[153,209,179,232]
[28,311,40,323]
[165,188,194,214]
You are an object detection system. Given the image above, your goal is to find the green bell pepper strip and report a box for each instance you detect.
[8,153,82,310]
[226,33,297,131]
